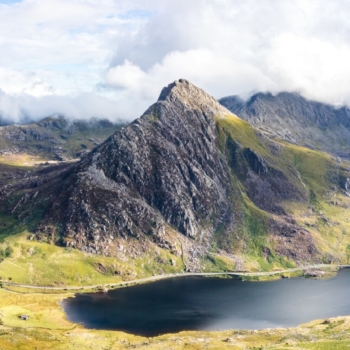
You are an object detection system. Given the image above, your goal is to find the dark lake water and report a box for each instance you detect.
[62,268,350,337]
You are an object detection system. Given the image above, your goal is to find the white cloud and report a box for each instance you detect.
[265,34,350,105]
[0,68,55,96]
[2,0,350,123]
[105,0,350,115]
[105,60,147,96]
[0,91,124,124]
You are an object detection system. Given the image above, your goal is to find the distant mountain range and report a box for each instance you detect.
[2,80,350,272]
[219,92,350,158]
[0,116,124,160]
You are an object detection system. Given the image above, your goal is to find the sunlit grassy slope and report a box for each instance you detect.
[0,232,186,286]
[0,154,45,167]
[216,113,350,266]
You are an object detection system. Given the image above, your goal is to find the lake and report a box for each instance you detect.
[62,268,350,337]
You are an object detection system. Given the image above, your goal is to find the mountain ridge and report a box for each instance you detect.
[219,92,350,157]
[0,115,124,161]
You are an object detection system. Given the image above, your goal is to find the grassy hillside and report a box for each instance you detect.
[0,232,187,286]
[215,114,350,267]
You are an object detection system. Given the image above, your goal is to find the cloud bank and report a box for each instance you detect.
[1,0,350,123]
[0,90,123,125]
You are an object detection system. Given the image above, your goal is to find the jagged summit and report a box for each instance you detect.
[158,79,229,116]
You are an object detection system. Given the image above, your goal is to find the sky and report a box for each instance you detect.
[1,0,350,123]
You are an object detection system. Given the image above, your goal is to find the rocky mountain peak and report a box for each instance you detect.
[158,79,229,117]
[27,79,238,269]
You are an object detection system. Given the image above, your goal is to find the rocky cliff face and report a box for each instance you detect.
[219,92,350,157]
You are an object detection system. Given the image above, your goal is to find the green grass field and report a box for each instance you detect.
[0,232,188,287]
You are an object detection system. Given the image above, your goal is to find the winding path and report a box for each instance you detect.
[2,264,350,292]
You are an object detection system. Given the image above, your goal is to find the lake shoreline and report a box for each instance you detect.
[3,263,349,294]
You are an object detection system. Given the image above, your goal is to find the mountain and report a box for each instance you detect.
[0,116,124,161]
[1,80,350,272]
[219,92,350,158]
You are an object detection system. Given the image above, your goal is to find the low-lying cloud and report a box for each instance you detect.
[0,90,124,125]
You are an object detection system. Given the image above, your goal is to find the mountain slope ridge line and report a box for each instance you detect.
[219,91,350,157]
